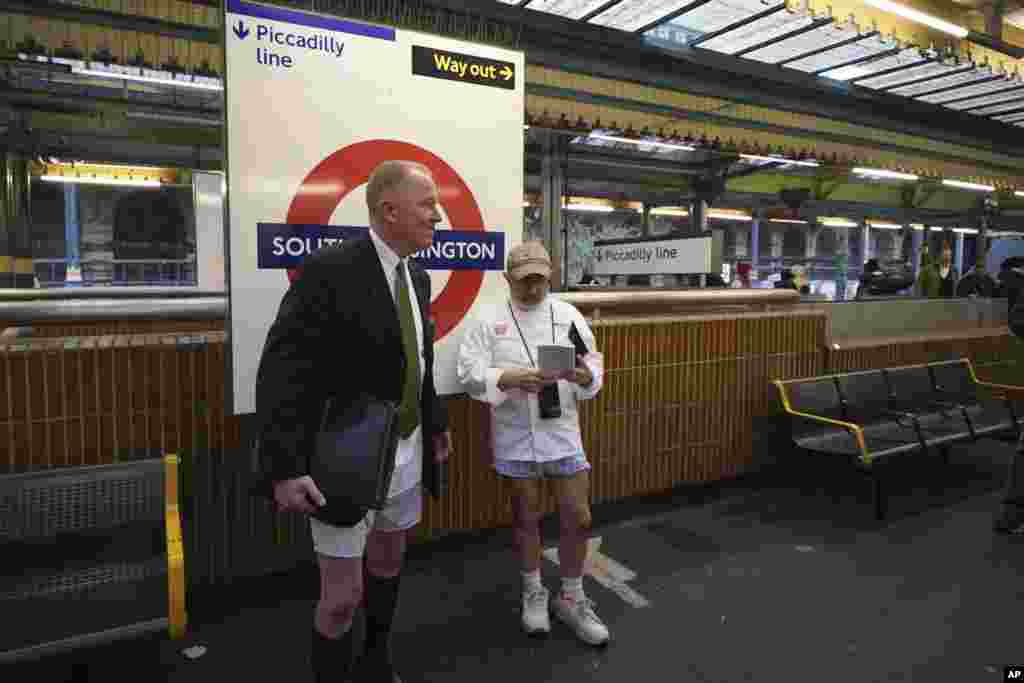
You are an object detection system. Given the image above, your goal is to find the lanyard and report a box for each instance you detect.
[507,301,554,369]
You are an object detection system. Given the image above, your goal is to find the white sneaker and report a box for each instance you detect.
[522,586,550,636]
[553,595,610,645]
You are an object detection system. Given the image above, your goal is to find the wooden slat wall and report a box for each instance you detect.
[2,313,1014,586]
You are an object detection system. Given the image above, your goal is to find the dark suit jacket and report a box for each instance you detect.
[254,235,448,527]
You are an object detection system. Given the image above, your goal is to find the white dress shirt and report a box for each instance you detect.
[457,296,603,462]
[369,227,424,497]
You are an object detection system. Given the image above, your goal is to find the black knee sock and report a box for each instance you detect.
[362,571,402,656]
[311,626,355,683]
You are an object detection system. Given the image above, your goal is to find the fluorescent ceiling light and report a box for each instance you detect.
[50,160,164,171]
[588,133,696,152]
[40,175,161,188]
[72,66,223,92]
[953,228,978,234]
[708,212,752,221]
[942,179,994,192]
[868,221,903,229]
[863,0,967,39]
[565,203,638,213]
[853,167,919,181]
[125,111,222,127]
[929,227,948,232]
[1016,191,1024,197]
[650,207,689,217]
[741,153,819,167]
[769,218,808,224]
[819,218,859,228]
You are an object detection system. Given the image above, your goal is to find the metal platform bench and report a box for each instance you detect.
[773,359,1024,520]
[0,455,187,662]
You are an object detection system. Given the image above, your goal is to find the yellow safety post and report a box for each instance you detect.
[164,453,188,640]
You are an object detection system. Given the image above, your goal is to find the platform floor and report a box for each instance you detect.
[9,440,1024,683]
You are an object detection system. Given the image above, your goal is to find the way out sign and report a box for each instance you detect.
[412,45,516,90]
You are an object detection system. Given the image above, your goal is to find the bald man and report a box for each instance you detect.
[255,160,452,682]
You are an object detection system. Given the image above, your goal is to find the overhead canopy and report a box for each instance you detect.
[495,0,1024,128]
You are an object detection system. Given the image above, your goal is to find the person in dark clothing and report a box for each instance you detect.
[255,160,452,682]
[995,265,1024,535]
[774,269,797,290]
[937,241,959,298]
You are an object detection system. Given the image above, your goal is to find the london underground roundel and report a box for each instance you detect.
[285,140,486,341]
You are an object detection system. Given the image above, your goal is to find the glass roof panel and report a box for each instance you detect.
[819,48,927,80]
[699,9,816,54]
[945,88,1024,111]
[590,0,724,32]
[888,67,990,97]
[994,111,1024,122]
[625,0,782,37]
[785,35,897,73]
[744,22,855,63]
[966,99,1024,116]
[918,76,1018,103]
[521,0,613,19]
[856,60,955,90]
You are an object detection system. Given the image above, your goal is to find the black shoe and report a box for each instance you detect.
[355,646,403,683]
[994,515,1024,534]
[311,627,355,683]
[994,502,1024,534]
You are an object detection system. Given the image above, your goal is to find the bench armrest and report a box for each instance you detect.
[965,360,1024,400]
[773,380,869,463]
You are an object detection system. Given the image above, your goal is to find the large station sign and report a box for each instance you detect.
[224,0,524,414]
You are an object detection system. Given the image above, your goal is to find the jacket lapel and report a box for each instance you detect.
[357,236,402,352]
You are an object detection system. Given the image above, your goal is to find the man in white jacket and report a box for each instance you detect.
[457,241,608,646]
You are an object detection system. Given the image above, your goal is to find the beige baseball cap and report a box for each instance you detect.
[507,241,552,280]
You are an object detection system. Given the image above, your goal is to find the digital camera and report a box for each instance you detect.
[538,383,562,420]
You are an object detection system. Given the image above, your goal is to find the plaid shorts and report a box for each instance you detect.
[494,453,591,480]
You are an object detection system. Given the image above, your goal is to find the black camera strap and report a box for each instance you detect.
[507,301,555,369]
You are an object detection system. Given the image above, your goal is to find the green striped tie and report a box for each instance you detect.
[395,261,421,439]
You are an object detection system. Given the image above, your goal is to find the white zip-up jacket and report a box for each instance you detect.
[457,296,603,462]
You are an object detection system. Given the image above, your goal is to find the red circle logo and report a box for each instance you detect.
[285,140,485,341]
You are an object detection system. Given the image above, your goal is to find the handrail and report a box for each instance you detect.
[772,379,870,464]
[164,453,187,641]
[0,297,225,322]
[966,358,1024,398]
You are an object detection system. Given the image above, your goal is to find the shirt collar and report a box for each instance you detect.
[369,226,402,276]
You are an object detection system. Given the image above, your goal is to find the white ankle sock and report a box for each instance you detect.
[561,576,584,601]
[522,569,543,592]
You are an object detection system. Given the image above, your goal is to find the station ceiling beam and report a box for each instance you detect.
[0,0,221,44]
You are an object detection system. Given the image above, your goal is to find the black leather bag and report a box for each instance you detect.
[310,396,400,514]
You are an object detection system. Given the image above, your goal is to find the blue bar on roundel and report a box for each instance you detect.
[256,223,505,271]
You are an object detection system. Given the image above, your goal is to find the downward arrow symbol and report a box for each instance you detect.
[233,21,250,40]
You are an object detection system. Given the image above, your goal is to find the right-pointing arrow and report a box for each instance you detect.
[501,65,513,81]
